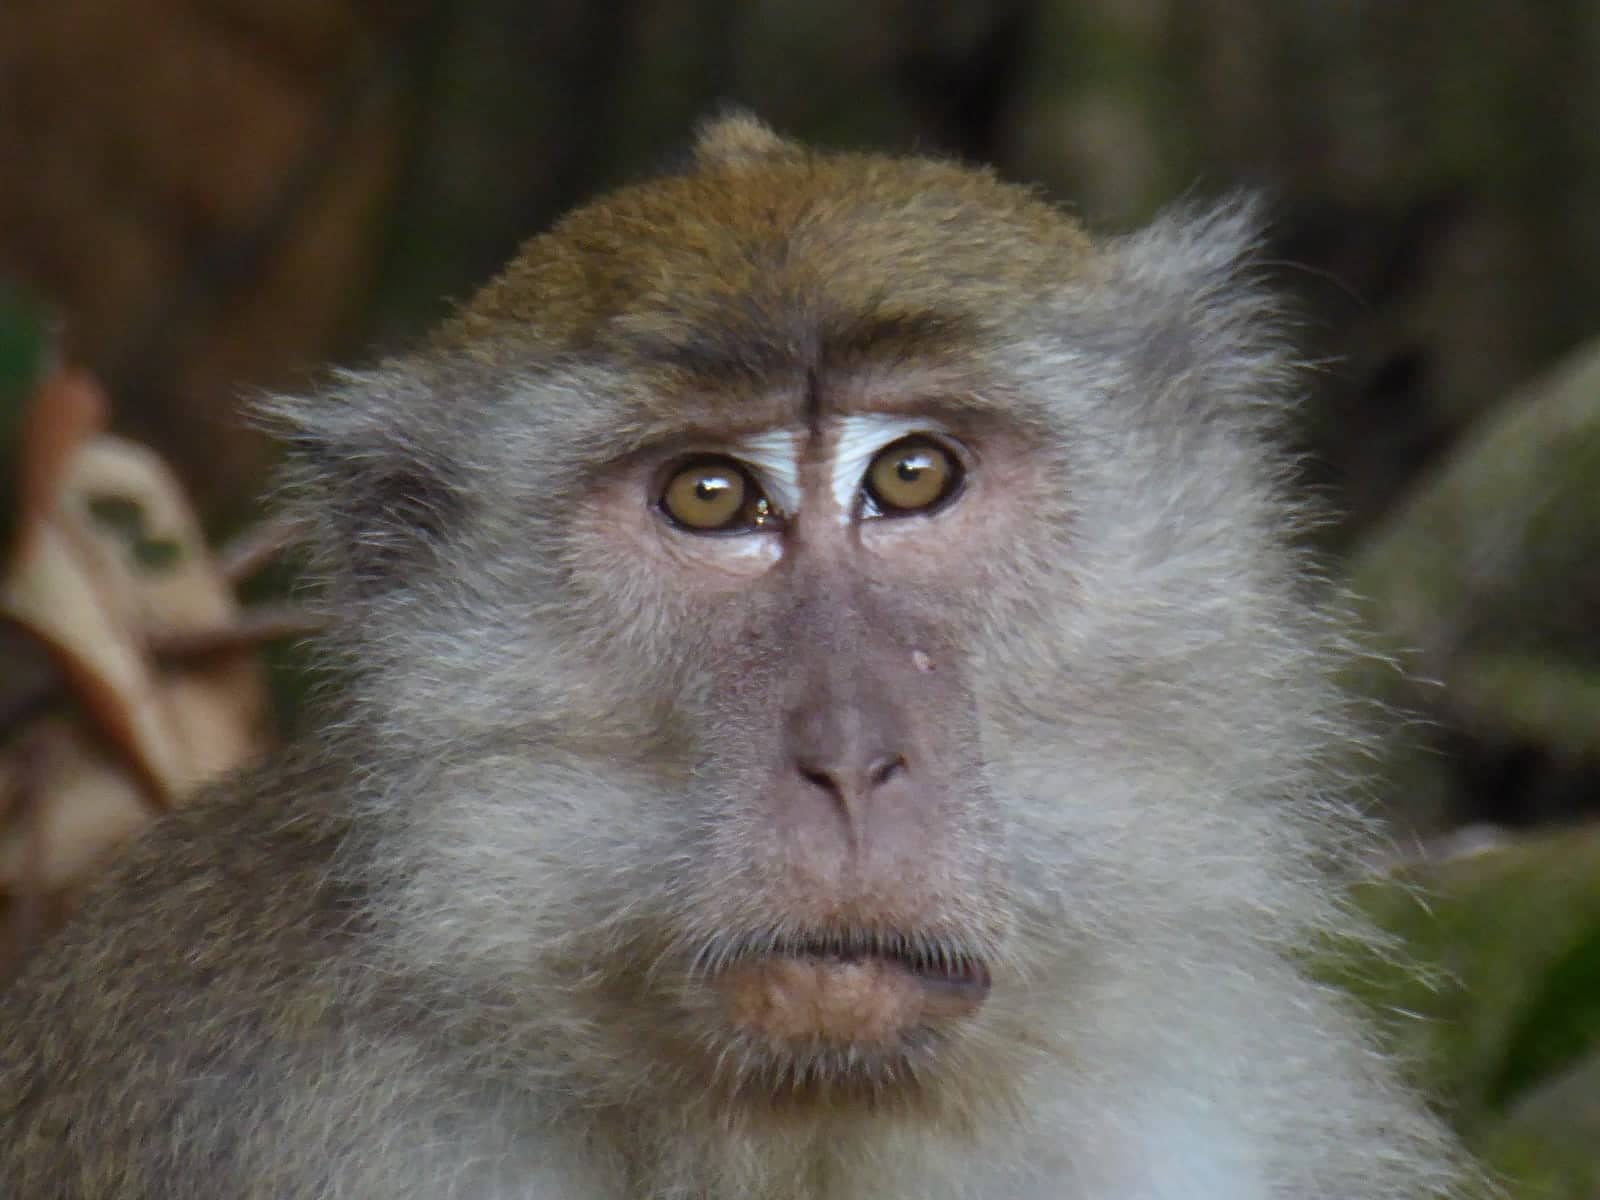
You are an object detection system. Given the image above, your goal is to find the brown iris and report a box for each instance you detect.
[660,457,777,533]
[865,437,961,514]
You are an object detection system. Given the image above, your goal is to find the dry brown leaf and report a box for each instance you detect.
[0,717,153,893]
[0,368,269,899]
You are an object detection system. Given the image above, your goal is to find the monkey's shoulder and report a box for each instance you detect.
[67,752,356,961]
[0,753,368,1106]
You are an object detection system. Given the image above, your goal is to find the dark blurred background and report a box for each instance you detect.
[3,0,1598,833]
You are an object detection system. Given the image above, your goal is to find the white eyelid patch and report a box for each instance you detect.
[731,429,803,513]
[708,535,782,564]
[830,415,943,512]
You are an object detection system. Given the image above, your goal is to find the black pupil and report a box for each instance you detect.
[696,476,730,501]
[897,458,925,481]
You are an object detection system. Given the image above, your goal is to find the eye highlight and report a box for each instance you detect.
[864,436,962,516]
[659,457,781,534]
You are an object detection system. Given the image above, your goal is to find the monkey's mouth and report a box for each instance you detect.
[711,934,992,1045]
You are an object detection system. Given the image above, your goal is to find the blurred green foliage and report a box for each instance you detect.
[1350,837,1600,1196]
[0,284,50,558]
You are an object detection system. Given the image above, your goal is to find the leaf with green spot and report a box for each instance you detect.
[131,537,183,572]
[85,494,148,542]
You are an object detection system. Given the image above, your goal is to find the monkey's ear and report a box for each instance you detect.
[691,110,799,168]
[260,371,466,599]
[1115,194,1269,298]
[1109,195,1294,412]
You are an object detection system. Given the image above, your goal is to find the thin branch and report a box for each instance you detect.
[219,512,306,583]
[0,607,324,730]
[147,607,325,660]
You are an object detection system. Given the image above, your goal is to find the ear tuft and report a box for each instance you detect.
[1115,193,1270,297]
[257,369,467,601]
[1104,194,1297,421]
[691,110,797,168]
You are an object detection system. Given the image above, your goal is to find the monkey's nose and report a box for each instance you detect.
[781,643,920,833]
[795,752,908,807]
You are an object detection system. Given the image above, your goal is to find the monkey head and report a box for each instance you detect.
[271,114,1346,1128]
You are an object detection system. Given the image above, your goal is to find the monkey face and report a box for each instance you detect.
[276,128,1337,1122]
[518,361,1059,1111]
[583,408,1027,1101]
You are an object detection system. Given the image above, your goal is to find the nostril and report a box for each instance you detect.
[794,755,906,798]
[868,754,907,789]
[798,764,841,796]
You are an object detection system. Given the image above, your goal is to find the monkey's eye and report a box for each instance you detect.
[863,437,963,516]
[659,457,781,534]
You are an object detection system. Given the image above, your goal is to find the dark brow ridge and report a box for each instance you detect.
[607,308,978,380]
[553,307,1018,469]
[589,392,1003,473]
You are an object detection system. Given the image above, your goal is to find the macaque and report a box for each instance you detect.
[0,114,1466,1198]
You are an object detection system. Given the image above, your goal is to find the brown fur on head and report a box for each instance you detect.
[690,109,801,167]
[442,115,1091,365]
